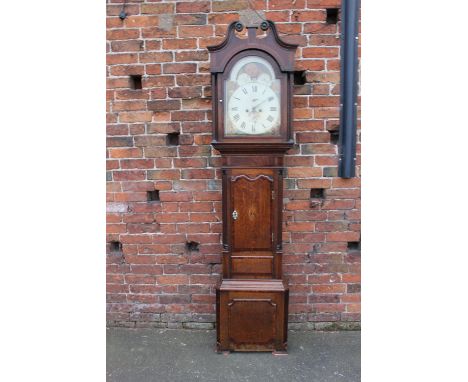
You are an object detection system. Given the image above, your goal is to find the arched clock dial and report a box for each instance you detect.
[224,55,281,136]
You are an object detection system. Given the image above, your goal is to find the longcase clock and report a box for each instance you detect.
[208,21,298,353]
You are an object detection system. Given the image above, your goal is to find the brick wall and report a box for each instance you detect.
[106,0,361,330]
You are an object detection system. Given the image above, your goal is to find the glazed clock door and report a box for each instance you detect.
[229,169,275,279]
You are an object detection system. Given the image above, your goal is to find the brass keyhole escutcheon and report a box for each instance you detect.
[232,210,238,220]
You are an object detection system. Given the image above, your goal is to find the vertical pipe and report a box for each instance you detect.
[338,0,360,178]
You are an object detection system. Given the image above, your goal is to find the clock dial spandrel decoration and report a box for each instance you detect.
[224,56,281,136]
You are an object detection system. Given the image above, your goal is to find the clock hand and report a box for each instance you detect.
[252,98,269,111]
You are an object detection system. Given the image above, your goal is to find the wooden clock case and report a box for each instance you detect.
[208,21,298,353]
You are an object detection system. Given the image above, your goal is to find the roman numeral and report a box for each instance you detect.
[231,107,238,111]
[252,85,257,92]
[252,125,256,133]
[233,114,240,122]
[234,97,240,100]
[270,107,277,111]
[240,121,246,129]
[242,88,248,95]
[267,115,274,122]
[268,96,274,102]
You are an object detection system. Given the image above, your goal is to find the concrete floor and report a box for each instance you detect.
[107,328,360,382]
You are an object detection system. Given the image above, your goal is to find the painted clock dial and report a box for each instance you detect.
[224,56,281,136]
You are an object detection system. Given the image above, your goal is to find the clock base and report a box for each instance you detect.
[216,279,289,352]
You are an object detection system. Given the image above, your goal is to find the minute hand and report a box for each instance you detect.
[252,98,269,110]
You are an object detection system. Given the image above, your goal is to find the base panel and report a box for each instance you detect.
[216,279,288,352]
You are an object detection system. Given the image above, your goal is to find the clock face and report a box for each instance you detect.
[224,56,281,136]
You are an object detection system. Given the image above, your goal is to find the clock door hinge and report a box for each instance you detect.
[271,190,275,200]
[272,232,274,243]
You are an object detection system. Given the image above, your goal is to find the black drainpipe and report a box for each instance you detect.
[338,0,360,178]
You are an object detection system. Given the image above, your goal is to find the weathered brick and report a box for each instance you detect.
[178,25,213,38]
[147,100,181,111]
[176,1,211,13]
[162,38,197,50]
[168,87,202,99]
[163,63,197,74]
[141,3,175,14]
[174,14,207,26]
[175,50,209,62]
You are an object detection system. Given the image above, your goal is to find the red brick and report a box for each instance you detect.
[302,47,339,58]
[176,74,210,86]
[171,110,205,121]
[134,136,167,147]
[144,76,175,87]
[112,100,146,112]
[212,0,248,12]
[141,27,177,39]
[113,171,146,181]
[139,52,173,63]
[109,148,142,159]
[124,16,159,28]
[296,60,326,71]
[287,167,322,178]
[114,90,149,101]
[326,231,361,242]
[190,213,219,222]
[147,170,181,181]
[107,29,139,41]
[292,10,325,22]
[265,11,290,22]
[110,40,143,52]
[162,38,197,50]
[321,199,355,210]
[276,23,302,35]
[270,0,306,10]
[176,1,210,13]
[147,100,181,111]
[178,25,213,38]
[144,147,178,158]
[107,53,138,65]
[208,13,240,25]
[120,159,154,169]
[163,63,197,74]
[296,132,331,143]
[181,169,214,179]
[310,35,341,46]
[174,14,207,25]
[303,23,337,34]
[157,275,189,285]
[175,50,209,62]
[286,222,315,232]
[119,112,153,123]
[141,3,175,14]
[309,96,340,107]
[146,40,162,51]
[307,0,341,6]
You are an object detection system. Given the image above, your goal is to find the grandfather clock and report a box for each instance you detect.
[208,21,298,353]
